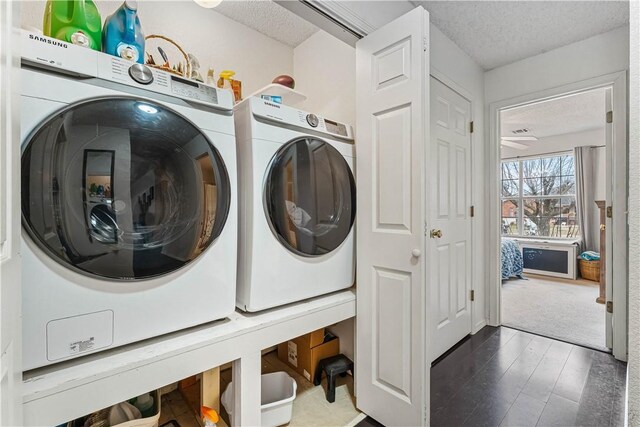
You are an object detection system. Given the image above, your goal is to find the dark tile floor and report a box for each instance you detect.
[358,326,627,427]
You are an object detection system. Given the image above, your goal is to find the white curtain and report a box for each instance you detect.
[574,146,596,253]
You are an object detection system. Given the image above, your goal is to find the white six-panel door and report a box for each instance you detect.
[429,77,472,361]
[355,7,429,426]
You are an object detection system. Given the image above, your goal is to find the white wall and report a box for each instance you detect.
[327,318,354,362]
[293,30,355,126]
[430,24,487,332]
[627,2,639,424]
[485,26,629,104]
[20,0,294,96]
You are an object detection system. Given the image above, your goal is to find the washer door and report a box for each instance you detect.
[264,137,356,257]
[21,97,231,280]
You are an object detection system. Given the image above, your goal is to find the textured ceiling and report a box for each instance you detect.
[213,0,318,47]
[417,1,629,70]
[501,88,606,141]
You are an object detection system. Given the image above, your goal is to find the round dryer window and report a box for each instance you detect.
[264,137,356,257]
[21,97,231,280]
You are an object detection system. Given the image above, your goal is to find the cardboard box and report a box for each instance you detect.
[277,328,340,382]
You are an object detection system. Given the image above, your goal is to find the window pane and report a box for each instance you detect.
[523,177,542,195]
[560,197,580,237]
[502,161,519,180]
[561,197,577,218]
[522,159,542,178]
[542,156,562,176]
[561,176,576,195]
[523,199,542,236]
[561,155,575,176]
[501,179,519,197]
[543,198,562,217]
[543,177,562,195]
[543,199,562,237]
[501,199,519,235]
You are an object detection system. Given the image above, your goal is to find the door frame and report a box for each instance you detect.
[487,71,628,361]
[429,70,479,338]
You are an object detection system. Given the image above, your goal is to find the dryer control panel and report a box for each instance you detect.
[249,97,354,141]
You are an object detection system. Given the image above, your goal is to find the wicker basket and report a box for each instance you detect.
[144,34,189,77]
[579,259,600,282]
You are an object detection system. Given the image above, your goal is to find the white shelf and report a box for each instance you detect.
[240,83,307,106]
[22,289,356,426]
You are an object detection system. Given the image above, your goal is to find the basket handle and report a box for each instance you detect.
[145,34,189,65]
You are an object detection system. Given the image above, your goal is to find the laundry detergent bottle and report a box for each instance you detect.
[102,1,145,63]
[43,0,102,50]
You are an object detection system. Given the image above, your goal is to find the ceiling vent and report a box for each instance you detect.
[512,128,530,134]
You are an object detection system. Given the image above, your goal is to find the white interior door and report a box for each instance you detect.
[0,2,22,425]
[429,77,472,361]
[604,87,613,350]
[604,75,628,361]
[355,6,429,426]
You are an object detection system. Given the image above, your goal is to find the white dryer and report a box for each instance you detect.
[20,31,238,370]
[234,97,355,312]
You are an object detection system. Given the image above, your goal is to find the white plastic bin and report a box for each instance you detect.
[222,371,297,427]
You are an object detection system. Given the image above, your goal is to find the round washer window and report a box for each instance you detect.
[21,97,231,280]
[264,137,356,257]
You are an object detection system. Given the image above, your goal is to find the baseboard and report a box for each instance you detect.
[472,319,487,334]
[345,413,367,427]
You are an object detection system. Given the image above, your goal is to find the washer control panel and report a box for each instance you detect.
[170,75,218,105]
[97,55,232,110]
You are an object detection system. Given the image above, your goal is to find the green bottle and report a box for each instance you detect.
[43,0,102,50]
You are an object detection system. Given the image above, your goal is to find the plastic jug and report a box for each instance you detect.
[43,0,102,50]
[102,1,145,63]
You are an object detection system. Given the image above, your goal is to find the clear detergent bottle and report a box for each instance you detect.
[43,0,102,50]
[102,1,145,63]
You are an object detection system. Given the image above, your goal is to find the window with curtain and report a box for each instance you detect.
[501,153,580,238]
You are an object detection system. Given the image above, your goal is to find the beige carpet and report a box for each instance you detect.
[502,275,607,351]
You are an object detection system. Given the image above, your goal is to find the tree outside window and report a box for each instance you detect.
[501,154,579,238]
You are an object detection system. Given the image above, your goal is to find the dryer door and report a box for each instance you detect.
[264,137,356,257]
[21,97,231,280]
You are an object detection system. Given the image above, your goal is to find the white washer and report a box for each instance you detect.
[20,32,238,370]
[234,97,356,312]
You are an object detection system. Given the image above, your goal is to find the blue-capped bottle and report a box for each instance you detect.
[102,1,145,63]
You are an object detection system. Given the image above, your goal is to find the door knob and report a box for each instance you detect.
[430,229,443,238]
[412,249,422,258]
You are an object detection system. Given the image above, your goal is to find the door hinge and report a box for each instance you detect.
[470,206,475,217]
[470,121,474,133]
[606,206,613,218]
[606,110,613,124]
[607,301,613,313]
[470,290,475,302]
